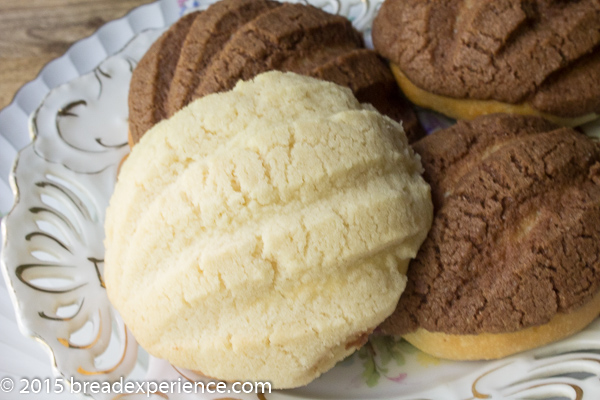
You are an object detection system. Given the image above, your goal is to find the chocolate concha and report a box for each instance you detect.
[128,0,423,146]
[373,0,600,120]
[382,114,600,338]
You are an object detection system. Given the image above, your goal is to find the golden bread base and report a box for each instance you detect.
[390,63,598,127]
[403,289,600,360]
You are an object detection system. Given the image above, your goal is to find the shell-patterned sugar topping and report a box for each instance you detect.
[104,71,433,388]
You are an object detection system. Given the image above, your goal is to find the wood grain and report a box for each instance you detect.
[0,0,155,110]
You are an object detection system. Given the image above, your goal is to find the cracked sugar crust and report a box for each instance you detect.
[128,0,422,146]
[107,72,433,388]
[381,114,600,336]
[372,0,600,118]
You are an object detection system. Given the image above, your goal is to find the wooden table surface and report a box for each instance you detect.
[0,0,155,111]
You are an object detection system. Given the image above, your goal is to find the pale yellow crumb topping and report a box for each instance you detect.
[104,71,433,388]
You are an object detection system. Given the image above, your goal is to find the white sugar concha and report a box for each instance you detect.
[104,71,432,388]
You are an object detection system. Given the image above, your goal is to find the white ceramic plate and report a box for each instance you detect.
[2,1,600,399]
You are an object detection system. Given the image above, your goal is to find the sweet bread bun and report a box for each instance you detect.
[372,0,600,125]
[389,64,598,127]
[403,289,600,360]
[381,113,600,359]
[106,72,433,388]
[128,0,423,145]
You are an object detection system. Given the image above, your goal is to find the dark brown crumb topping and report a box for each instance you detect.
[129,0,423,145]
[382,114,600,335]
[373,0,600,117]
